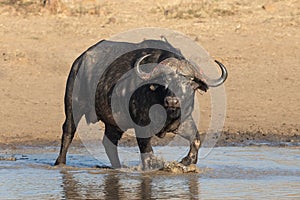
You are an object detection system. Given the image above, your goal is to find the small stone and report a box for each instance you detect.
[262,3,276,12]
[0,156,16,161]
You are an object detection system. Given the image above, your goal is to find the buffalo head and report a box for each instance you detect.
[132,54,227,137]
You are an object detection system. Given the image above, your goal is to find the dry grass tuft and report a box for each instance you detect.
[153,1,237,19]
[0,0,110,16]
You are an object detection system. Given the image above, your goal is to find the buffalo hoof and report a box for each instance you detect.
[141,153,165,171]
[54,157,66,166]
[180,156,193,166]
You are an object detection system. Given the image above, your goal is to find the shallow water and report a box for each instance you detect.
[1,146,300,199]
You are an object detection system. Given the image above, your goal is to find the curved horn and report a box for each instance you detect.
[206,60,228,87]
[134,54,152,79]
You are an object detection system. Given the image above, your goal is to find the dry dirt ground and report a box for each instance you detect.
[0,0,299,147]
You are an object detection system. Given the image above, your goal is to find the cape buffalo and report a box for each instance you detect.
[54,39,227,169]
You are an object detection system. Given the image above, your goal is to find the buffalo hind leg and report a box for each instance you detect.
[102,124,124,168]
[55,116,77,165]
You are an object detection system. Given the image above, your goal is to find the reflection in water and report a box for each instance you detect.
[1,147,300,199]
[61,170,81,199]
[188,176,199,199]
[103,173,124,200]
[60,169,200,199]
[139,175,152,200]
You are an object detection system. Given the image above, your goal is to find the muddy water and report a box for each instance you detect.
[1,146,300,199]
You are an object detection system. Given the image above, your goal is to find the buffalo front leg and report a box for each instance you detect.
[136,137,155,170]
[136,136,164,170]
[177,117,201,166]
[102,124,124,169]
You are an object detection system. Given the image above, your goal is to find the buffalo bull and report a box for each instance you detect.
[54,39,227,169]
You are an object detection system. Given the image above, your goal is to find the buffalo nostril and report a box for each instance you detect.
[173,98,179,105]
[164,97,180,107]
